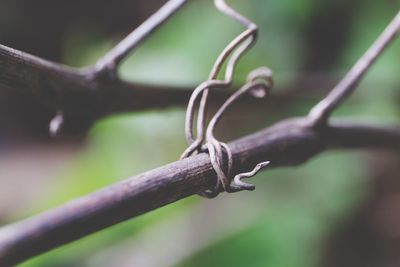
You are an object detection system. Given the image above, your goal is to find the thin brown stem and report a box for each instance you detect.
[94,0,188,74]
[309,10,400,125]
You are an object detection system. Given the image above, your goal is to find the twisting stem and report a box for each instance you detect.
[182,0,260,158]
[181,0,272,197]
[202,68,273,196]
[95,0,188,74]
[309,10,400,125]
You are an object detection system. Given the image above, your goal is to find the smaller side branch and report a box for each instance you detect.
[0,118,399,266]
[309,10,400,125]
[94,0,189,75]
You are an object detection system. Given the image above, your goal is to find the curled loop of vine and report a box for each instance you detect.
[181,0,273,198]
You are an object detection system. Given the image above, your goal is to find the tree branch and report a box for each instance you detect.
[94,0,188,74]
[1,3,399,135]
[0,0,342,136]
[2,41,343,136]
[0,43,315,135]
[309,10,400,125]
[0,44,189,102]
[0,0,191,134]
[0,43,196,132]
[0,118,399,265]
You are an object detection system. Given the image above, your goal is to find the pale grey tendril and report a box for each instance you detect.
[309,10,400,125]
[181,0,273,198]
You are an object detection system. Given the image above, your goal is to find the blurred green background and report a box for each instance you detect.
[0,0,399,266]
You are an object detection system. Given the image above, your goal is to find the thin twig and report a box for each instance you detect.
[94,0,189,74]
[0,118,399,266]
[309,10,400,125]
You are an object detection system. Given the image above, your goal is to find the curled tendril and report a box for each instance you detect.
[181,0,259,159]
[180,0,274,198]
[201,69,273,197]
[233,161,270,191]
